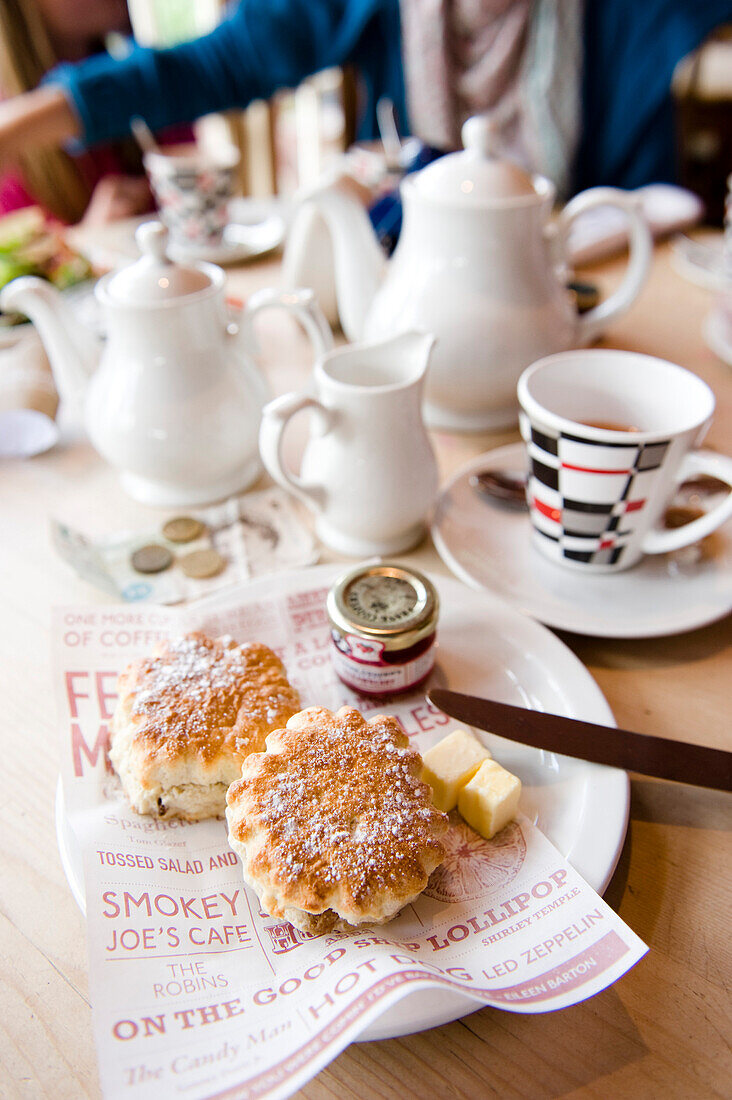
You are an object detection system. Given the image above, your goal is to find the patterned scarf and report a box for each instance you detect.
[399,0,583,197]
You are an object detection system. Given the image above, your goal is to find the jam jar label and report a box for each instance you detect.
[330,630,436,695]
[337,632,386,664]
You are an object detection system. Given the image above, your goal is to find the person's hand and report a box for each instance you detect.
[0,87,80,170]
[80,175,152,226]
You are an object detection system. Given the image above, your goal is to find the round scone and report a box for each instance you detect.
[110,633,300,821]
[226,706,448,932]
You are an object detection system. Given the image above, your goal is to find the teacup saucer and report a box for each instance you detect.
[167,212,286,265]
[704,305,732,368]
[432,443,732,638]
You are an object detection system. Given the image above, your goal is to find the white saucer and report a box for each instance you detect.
[704,306,732,368]
[168,211,286,265]
[55,562,628,1042]
[432,443,732,638]
[671,234,729,292]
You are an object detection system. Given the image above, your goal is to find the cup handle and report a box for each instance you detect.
[240,286,333,361]
[258,392,330,514]
[557,187,653,345]
[641,450,732,555]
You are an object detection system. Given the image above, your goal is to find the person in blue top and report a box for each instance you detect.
[0,0,729,204]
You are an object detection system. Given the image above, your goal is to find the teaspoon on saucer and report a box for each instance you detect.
[469,468,527,508]
[470,467,728,516]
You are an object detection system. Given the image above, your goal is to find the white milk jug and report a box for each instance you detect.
[259,332,438,555]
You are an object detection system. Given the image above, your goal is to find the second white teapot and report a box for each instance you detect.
[284,117,653,432]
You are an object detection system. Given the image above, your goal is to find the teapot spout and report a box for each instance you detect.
[0,276,101,410]
[286,186,386,341]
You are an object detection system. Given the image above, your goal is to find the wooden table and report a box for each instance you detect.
[1,236,730,1099]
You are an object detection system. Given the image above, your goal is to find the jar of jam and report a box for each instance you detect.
[326,562,439,696]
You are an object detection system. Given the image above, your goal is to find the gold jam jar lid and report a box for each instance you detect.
[326,562,439,653]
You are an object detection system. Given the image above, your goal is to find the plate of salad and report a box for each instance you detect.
[0,207,95,346]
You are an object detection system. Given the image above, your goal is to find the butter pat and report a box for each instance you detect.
[421,727,491,812]
[457,759,522,840]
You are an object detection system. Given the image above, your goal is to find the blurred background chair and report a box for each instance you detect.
[673,27,732,225]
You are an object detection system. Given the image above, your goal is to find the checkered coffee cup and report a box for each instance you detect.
[517,350,732,572]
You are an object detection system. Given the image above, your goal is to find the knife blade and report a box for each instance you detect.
[427,688,732,792]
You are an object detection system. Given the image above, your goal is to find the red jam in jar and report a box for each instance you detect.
[326,562,439,696]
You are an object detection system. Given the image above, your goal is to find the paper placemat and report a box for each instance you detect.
[54,571,647,1100]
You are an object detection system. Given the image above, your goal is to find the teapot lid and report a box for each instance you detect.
[105,222,213,305]
[411,116,536,202]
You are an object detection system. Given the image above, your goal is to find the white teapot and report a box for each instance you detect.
[283,117,653,431]
[0,222,331,505]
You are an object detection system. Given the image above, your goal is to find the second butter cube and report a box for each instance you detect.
[421,727,492,812]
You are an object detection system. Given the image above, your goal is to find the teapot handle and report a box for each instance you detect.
[240,286,333,367]
[258,392,330,514]
[556,187,653,345]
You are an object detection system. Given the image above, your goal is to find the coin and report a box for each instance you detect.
[131,544,173,574]
[179,548,226,579]
[162,516,205,543]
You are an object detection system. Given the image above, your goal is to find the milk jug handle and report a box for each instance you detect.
[557,187,653,345]
[259,392,330,514]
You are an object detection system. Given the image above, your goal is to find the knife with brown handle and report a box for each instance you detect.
[427,688,732,792]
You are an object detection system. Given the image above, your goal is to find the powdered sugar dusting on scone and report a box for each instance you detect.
[122,633,299,760]
[109,633,301,821]
[226,706,448,929]
[131,637,242,715]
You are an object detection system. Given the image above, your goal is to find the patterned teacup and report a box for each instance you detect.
[144,145,239,251]
[517,350,732,572]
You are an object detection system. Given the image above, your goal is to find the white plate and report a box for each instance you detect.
[433,443,732,639]
[55,563,628,1040]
